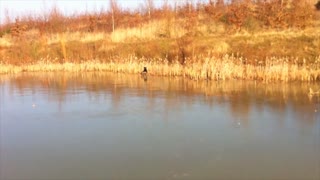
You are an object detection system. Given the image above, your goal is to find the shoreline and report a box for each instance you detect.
[1,56,319,82]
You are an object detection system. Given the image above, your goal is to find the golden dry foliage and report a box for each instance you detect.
[227,3,252,31]
[289,0,315,28]
[88,16,97,32]
[1,0,317,37]
[10,18,27,38]
[255,0,315,29]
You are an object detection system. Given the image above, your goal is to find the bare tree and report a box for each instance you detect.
[145,0,154,20]
[109,0,119,32]
[216,0,224,7]
[180,0,193,13]
[186,0,193,13]
[162,0,170,12]
[174,0,178,14]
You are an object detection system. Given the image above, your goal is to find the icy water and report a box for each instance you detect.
[0,72,319,180]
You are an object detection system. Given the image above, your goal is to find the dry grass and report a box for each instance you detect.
[46,31,108,45]
[1,55,319,82]
[110,20,187,42]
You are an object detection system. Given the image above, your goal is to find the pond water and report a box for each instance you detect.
[0,72,319,180]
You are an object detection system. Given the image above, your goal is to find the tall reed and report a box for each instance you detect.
[59,33,67,61]
[1,55,319,82]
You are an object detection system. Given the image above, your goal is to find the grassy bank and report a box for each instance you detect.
[0,0,320,81]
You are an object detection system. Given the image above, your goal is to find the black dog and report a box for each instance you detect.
[141,67,147,74]
[141,67,148,81]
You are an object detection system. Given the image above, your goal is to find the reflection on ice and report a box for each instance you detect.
[1,72,319,126]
